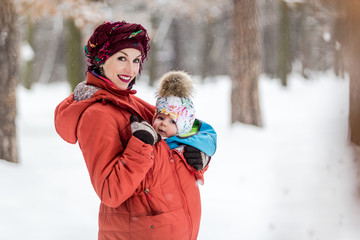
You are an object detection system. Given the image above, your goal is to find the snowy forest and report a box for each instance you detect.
[1,0,360,239]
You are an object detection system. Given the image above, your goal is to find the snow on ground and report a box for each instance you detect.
[1,72,360,240]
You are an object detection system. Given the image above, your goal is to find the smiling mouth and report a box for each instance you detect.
[117,74,132,83]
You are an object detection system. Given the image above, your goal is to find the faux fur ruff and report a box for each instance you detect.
[157,71,194,98]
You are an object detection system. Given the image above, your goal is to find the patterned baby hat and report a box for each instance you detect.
[155,71,195,135]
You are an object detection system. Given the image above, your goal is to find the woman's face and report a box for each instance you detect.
[102,48,142,90]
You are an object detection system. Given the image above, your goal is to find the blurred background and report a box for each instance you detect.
[1,0,360,239]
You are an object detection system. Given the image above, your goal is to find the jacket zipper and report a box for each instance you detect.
[144,187,164,216]
[170,150,193,240]
[142,169,158,215]
[144,188,156,215]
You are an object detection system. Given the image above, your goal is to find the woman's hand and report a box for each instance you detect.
[130,115,160,145]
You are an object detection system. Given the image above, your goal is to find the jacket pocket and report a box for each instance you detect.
[126,187,165,216]
[129,208,189,240]
[130,224,172,240]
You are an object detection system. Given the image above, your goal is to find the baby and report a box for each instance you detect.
[130,71,216,170]
[153,71,195,138]
[153,71,216,170]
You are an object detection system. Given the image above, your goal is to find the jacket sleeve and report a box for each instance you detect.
[77,104,154,208]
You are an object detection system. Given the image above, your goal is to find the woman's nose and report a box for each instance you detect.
[125,62,134,74]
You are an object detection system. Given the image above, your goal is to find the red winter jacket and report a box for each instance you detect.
[54,72,205,240]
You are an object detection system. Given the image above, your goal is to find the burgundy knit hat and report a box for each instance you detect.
[84,21,150,73]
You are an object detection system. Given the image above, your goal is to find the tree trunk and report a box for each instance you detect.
[0,0,18,163]
[260,0,280,78]
[22,19,35,89]
[340,0,360,146]
[277,0,291,86]
[66,18,83,91]
[231,0,262,127]
[171,19,182,70]
[148,14,159,87]
[200,19,215,81]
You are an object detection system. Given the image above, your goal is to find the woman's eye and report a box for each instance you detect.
[134,59,140,63]
[158,116,163,120]
[118,56,126,61]
[171,120,176,124]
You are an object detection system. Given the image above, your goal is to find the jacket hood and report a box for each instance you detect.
[54,72,155,144]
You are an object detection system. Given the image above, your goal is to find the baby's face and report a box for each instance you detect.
[153,113,178,138]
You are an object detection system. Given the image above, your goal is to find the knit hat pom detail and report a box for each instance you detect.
[157,71,194,98]
[155,70,196,136]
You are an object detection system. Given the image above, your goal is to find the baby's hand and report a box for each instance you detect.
[183,145,209,170]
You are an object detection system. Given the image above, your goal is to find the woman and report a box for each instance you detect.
[54,21,212,240]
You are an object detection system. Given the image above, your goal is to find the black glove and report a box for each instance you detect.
[183,145,209,170]
[130,115,160,146]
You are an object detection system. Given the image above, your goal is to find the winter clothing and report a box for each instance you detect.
[54,71,205,240]
[84,21,150,72]
[157,71,194,98]
[155,71,216,170]
[130,115,160,145]
[165,119,217,170]
[155,71,195,135]
[165,119,217,157]
[183,145,209,171]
